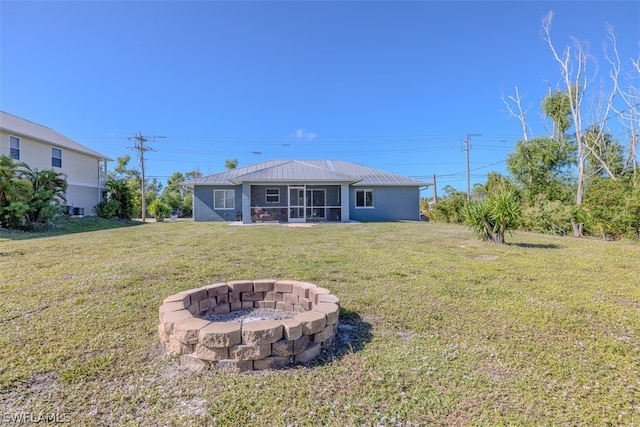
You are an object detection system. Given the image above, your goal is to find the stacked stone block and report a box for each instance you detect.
[158,280,340,371]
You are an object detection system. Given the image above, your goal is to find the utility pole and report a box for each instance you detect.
[462,134,482,202]
[432,173,437,204]
[128,132,165,221]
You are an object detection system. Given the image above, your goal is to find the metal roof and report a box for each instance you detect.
[186,160,429,187]
[0,111,112,161]
[230,160,361,183]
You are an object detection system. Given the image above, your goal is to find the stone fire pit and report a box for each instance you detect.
[158,280,340,371]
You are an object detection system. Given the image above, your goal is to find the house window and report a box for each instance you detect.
[355,189,374,208]
[9,136,20,160]
[214,189,235,210]
[99,160,107,184]
[51,147,62,168]
[265,188,280,203]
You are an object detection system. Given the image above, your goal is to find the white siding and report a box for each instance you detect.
[0,124,108,215]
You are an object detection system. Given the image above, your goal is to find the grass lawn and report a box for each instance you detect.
[0,219,639,426]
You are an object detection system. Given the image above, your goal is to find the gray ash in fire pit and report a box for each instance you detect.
[204,307,297,324]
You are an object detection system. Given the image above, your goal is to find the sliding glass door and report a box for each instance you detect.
[306,189,326,221]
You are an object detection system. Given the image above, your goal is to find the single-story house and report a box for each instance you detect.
[0,111,112,215]
[185,160,429,224]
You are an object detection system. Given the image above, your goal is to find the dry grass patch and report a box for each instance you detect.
[0,220,638,425]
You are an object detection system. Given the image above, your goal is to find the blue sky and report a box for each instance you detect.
[1,1,638,197]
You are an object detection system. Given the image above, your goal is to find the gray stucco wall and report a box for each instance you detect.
[193,185,242,222]
[193,184,420,222]
[349,186,421,222]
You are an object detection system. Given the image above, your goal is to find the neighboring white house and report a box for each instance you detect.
[0,111,112,215]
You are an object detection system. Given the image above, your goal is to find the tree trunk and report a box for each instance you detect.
[571,218,584,237]
[481,218,496,242]
[573,141,585,237]
[495,223,507,244]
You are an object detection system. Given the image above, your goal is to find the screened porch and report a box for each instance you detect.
[250,184,343,223]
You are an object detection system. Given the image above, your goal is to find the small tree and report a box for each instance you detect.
[225,159,238,170]
[148,199,171,222]
[110,155,142,218]
[97,177,135,219]
[463,190,522,244]
[160,170,200,217]
[160,172,186,213]
[431,185,467,223]
[506,137,575,204]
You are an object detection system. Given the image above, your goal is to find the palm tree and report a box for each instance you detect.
[0,155,32,228]
[22,165,67,225]
[463,189,522,244]
[24,166,67,203]
[0,155,31,204]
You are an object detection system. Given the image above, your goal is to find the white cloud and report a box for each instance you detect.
[291,128,317,141]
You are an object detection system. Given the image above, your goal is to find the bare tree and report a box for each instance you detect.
[606,25,640,175]
[584,86,620,180]
[501,86,531,142]
[542,11,593,236]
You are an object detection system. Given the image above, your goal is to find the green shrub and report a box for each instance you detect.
[148,199,171,222]
[431,187,467,223]
[520,195,572,235]
[583,177,640,240]
[0,201,29,229]
[95,199,120,219]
